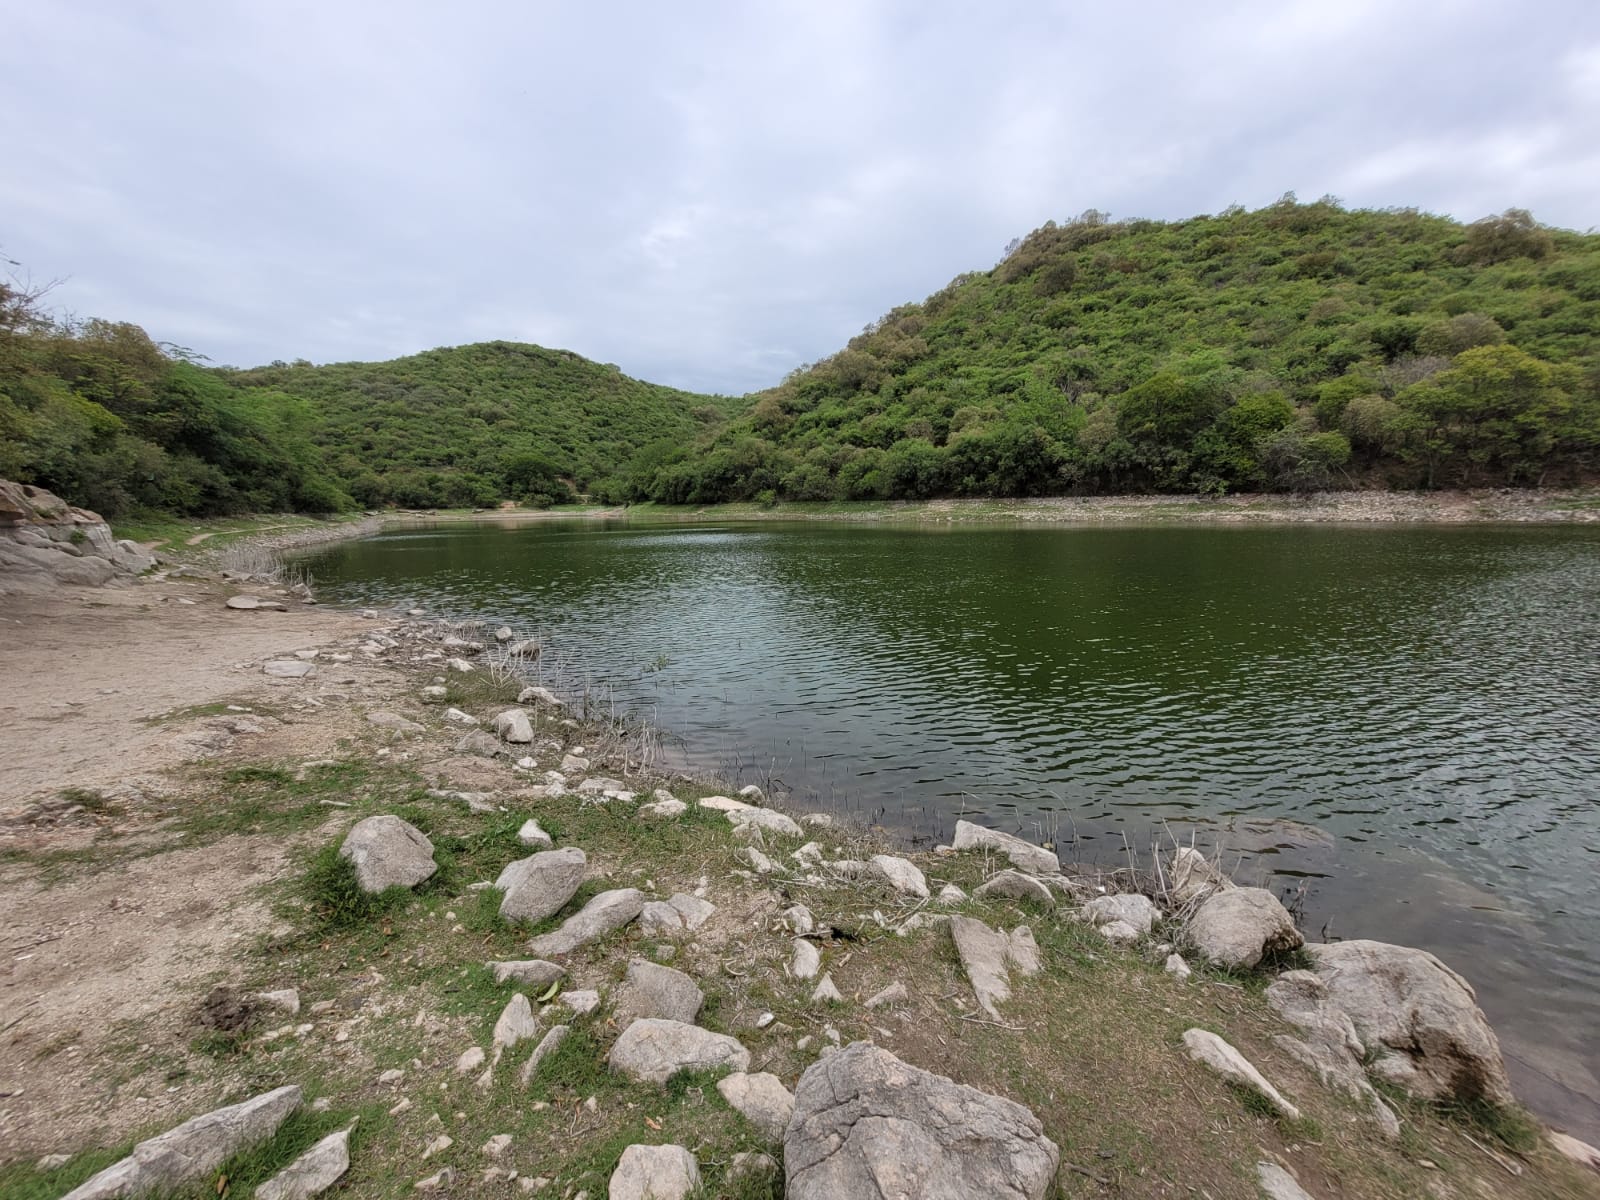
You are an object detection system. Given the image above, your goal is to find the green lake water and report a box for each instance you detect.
[303,518,1600,1138]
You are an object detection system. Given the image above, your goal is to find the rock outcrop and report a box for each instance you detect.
[1306,939,1513,1105]
[784,1042,1059,1199]
[63,1085,302,1199]
[0,480,154,593]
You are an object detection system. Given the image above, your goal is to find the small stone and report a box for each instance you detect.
[1189,887,1303,970]
[727,807,803,837]
[493,994,538,1050]
[494,708,535,744]
[950,819,1059,875]
[864,981,907,1009]
[1084,893,1158,943]
[559,989,601,1016]
[389,1098,413,1116]
[36,1154,72,1171]
[1165,953,1192,982]
[810,974,844,1004]
[698,795,752,813]
[255,988,301,1015]
[974,870,1055,906]
[869,854,928,898]
[488,960,565,988]
[422,1134,453,1159]
[367,710,424,734]
[1257,1162,1316,1200]
[728,1151,779,1182]
[378,1068,405,1085]
[740,847,778,874]
[255,1126,352,1200]
[937,884,967,904]
[413,1168,453,1190]
[717,1071,795,1141]
[637,797,687,819]
[791,938,822,980]
[481,1134,512,1158]
[1183,1029,1300,1120]
[456,1046,486,1074]
[607,1145,700,1200]
[517,818,553,848]
[783,904,815,934]
[612,959,704,1026]
[519,1026,569,1085]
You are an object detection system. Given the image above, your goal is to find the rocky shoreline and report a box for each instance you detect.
[2,529,1600,1197]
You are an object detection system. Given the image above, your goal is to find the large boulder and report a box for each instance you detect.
[338,816,437,893]
[608,1018,750,1084]
[497,847,586,924]
[1307,940,1513,1105]
[1187,887,1301,969]
[611,959,704,1027]
[0,480,153,595]
[784,1043,1059,1199]
[951,820,1059,875]
[527,888,645,956]
[63,1086,302,1199]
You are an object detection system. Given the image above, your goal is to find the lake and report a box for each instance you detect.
[301,517,1600,1138]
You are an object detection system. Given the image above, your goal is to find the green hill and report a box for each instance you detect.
[0,292,734,516]
[627,199,1600,502]
[222,343,736,509]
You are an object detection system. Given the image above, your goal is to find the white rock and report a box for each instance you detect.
[727,808,803,837]
[517,685,561,706]
[1257,1162,1316,1200]
[61,1086,303,1200]
[937,884,967,904]
[1169,846,1233,904]
[526,888,645,956]
[869,854,928,898]
[1165,954,1192,982]
[1189,887,1303,970]
[494,708,535,744]
[414,1168,453,1190]
[517,819,553,848]
[457,1046,486,1074]
[481,1134,512,1158]
[791,938,822,980]
[698,795,752,813]
[740,847,778,875]
[422,1134,452,1159]
[950,820,1059,875]
[717,1071,795,1141]
[948,916,1040,1018]
[607,1144,700,1200]
[367,710,424,734]
[498,847,586,924]
[378,1068,405,1085]
[1548,1131,1600,1172]
[811,974,844,1005]
[488,959,564,988]
[559,990,601,1016]
[865,981,907,1010]
[443,707,478,726]
[1182,1029,1300,1120]
[446,657,475,672]
[493,993,538,1050]
[783,904,815,935]
[974,870,1055,906]
[256,1127,353,1200]
[339,816,437,893]
[607,1019,750,1084]
[519,1025,570,1085]
[1084,893,1158,942]
[637,797,687,819]
[612,959,704,1027]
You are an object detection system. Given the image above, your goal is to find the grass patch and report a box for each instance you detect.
[1436,1095,1541,1153]
[301,844,414,930]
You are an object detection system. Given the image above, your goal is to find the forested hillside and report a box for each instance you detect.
[222,346,736,509]
[629,199,1600,502]
[1,269,732,516]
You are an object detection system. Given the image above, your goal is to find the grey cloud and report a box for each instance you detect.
[2,0,1595,395]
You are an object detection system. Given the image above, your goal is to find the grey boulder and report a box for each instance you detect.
[1307,939,1513,1105]
[63,1085,302,1199]
[608,1018,750,1084]
[497,847,586,924]
[611,958,704,1027]
[339,816,436,893]
[784,1042,1059,1200]
[488,959,564,988]
[493,708,534,744]
[1187,887,1302,970]
[527,888,645,956]
[974,870,1055,907]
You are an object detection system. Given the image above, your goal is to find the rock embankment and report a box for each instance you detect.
[0,480,153,592]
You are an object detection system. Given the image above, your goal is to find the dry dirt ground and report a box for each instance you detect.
[0,576,377,1152]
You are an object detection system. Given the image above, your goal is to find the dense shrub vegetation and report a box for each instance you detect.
[629,199,1600,501]
[5,197,1597,518]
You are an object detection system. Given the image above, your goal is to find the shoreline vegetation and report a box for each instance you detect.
[1,525,1598,1197]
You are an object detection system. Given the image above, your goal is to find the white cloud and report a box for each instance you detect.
[2,0,1596,392]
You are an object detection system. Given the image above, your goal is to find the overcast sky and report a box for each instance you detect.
[3,1,1598,395]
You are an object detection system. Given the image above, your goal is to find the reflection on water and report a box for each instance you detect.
[303,519,1600,1137]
